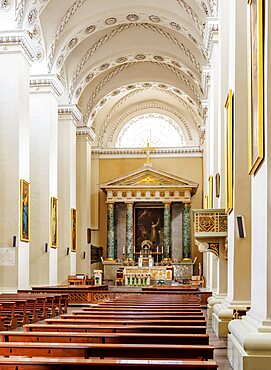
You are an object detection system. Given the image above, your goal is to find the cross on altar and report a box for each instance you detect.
[141,142,156,166]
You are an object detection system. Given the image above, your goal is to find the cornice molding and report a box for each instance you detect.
[30,74,65,97]
[76,126,96,142]
[92,147,203,157]
[204,18,219,60]
[58,105,82,125]
[0,30,36,62]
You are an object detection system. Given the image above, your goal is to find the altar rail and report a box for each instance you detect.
[23,287,211,307]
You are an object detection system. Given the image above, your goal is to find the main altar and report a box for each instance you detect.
[100,163,199,284]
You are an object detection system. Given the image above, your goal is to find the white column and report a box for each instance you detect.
[58,106,81,283]
[212,0,251,337]
[228,2,271,369]
[0,32,35,291]
[29,75,64,286]
[76,127,95,274]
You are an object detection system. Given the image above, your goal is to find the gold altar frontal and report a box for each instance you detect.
[124,266,173,282]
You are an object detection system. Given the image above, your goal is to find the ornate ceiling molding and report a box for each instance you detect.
[69,23,203,100]
[69,24,131,97]
[83,62,133,124]
[50,12,204,72]
[89,82,202,129]
[104,103,194,148]
[0,0,13,11]
[204,18,219,59]
[47,0,87,71]
[175,0,204,35]
[71,52,201,101]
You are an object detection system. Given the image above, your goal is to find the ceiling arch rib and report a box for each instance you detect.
[70,53,201,103]
[88,83,202,131]
[67,22,205,100]
[52,15,206,74]
[89,84,202,141]
[81,62,203,126]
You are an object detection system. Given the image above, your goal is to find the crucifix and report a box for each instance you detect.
[142,141,155,166]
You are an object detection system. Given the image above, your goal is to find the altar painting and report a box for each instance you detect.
[134,206,164,253]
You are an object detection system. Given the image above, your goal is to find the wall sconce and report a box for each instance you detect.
[12,236,17,248]
[44,243,48,253]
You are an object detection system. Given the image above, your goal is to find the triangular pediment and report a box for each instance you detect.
[100,165,198,192]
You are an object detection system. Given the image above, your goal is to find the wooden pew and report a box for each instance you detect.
[0,331,210,345]
[80,308,203,313]
[0,301,18,330]
[59,313,205,321]
[24,323,207,334]
[45,318,207,326]
[0,342,214,360]
[0,357,219,369]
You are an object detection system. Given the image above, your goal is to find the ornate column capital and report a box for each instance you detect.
[30,74,65,98]
[0,30,37,63]
[58,105,82,126]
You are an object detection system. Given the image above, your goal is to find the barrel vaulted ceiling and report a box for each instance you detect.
[15,0,218,149]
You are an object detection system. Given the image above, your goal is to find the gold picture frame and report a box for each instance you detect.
[208,175,213,208]
[225,90,234,214]
[20,180,30,242]
[247,0,264,174]
[71,208,77,252]
[50,197,58,247]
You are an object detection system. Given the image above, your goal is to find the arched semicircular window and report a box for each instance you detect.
[116,113,186,148]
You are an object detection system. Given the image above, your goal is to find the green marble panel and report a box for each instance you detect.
[182,203,191,259]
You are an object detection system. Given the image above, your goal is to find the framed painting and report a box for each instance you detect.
[224,90,234,214]
[134,206,164,254]
[50,197,58,247]
[247,0,264,174]
[208,175,213,208]
[20,180,30,242]
[215,173,220,198]
[71,208,77,252]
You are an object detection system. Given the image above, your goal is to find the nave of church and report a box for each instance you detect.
[0,0,270,369]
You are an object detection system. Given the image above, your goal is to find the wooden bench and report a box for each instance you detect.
[45,318,207,326]
[0,342,214,360]
[0,357,219,369]
[59,314,205,321]
[0,331,210,345]
[24,323,207,334]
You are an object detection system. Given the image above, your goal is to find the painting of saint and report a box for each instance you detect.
[248,0,264,174]
[134,207,163,253]
[50,197,58,247]
[71,208,77,252]
[20,180,30,242]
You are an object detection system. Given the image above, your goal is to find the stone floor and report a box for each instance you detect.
[203,309,233,370]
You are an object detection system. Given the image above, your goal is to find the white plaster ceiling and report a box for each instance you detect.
[17,0,218,148]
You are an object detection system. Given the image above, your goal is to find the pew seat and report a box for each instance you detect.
[0,342,214,360]
[0,357,219,369]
